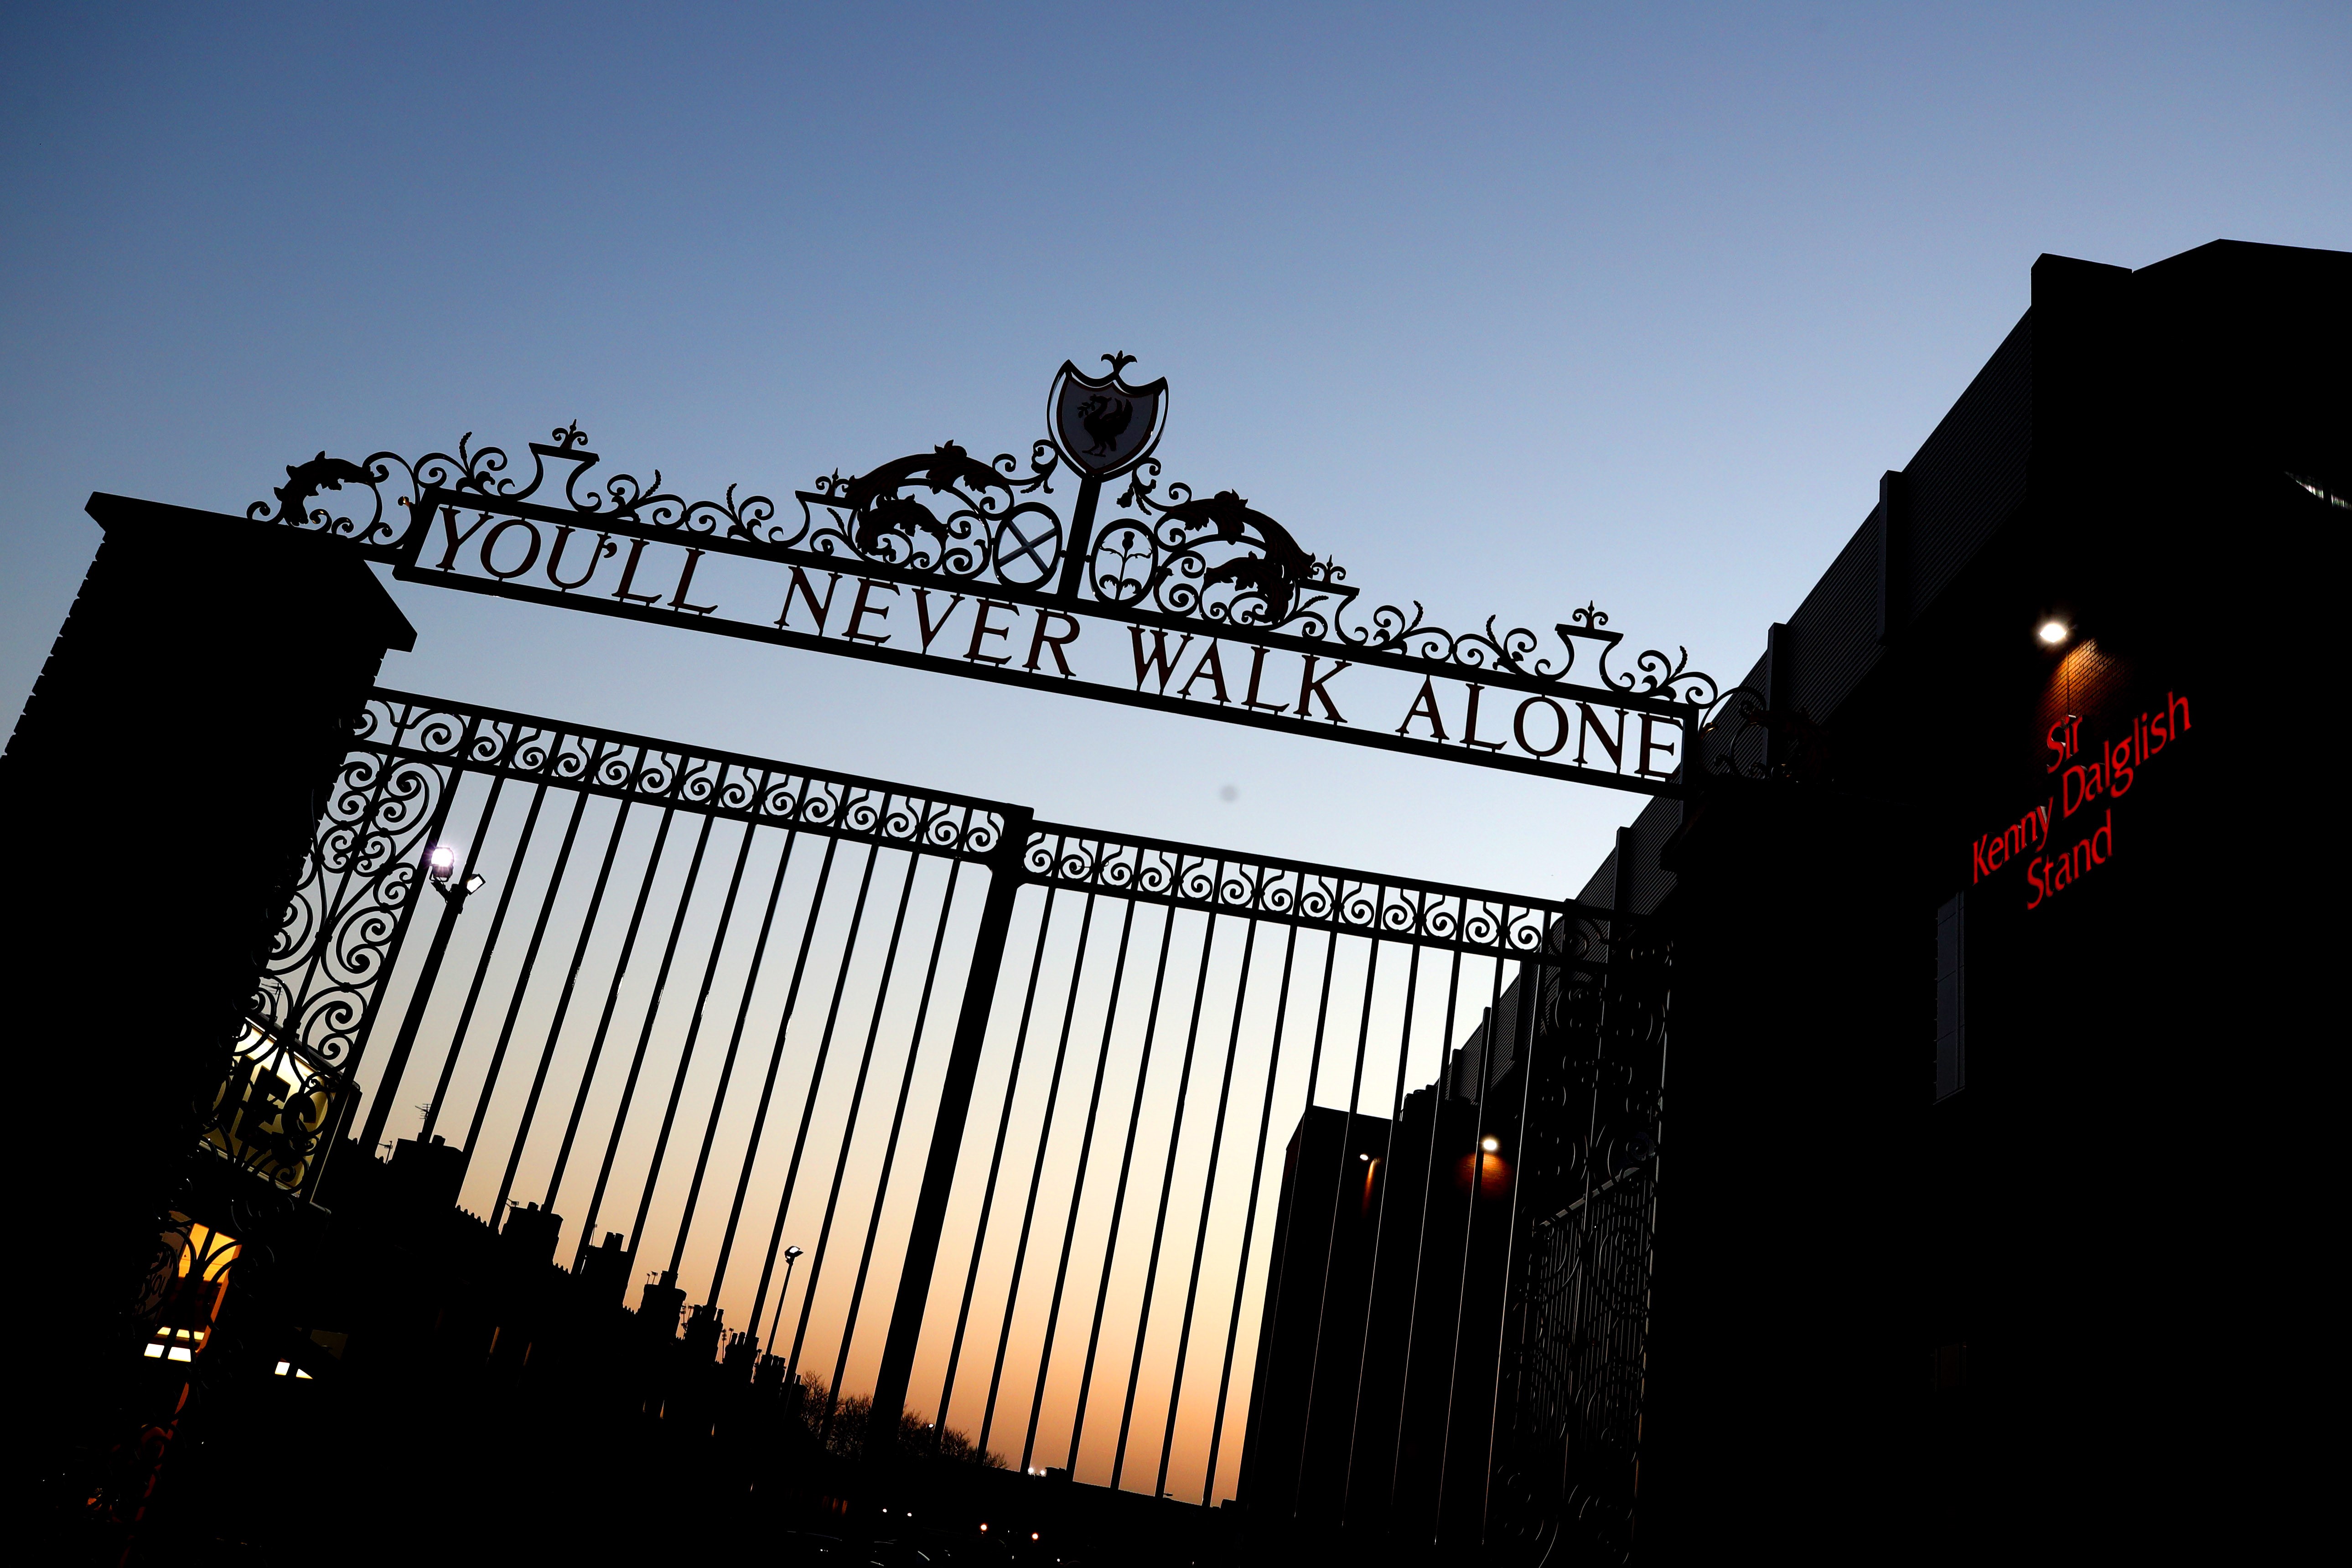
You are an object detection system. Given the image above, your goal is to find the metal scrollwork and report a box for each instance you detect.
[792,439,1065,582]
[1696,683,1835,783]
[1085,464,1354,633]
[252,743,449,1073]
[1493,916,1672,1563]
[255,354,1720,723]
[1025,825,1609,963]
[358,692,1011,862]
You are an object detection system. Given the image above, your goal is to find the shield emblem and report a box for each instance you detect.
[1049,354,1169,479]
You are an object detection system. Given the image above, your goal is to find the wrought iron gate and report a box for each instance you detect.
[237,686,1665,1543]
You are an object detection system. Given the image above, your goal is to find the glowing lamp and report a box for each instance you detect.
[1482,1136,1500,1152]
[2038,620,2069,645]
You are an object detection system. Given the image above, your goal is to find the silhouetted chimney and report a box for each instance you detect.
[501,1201,562,1267]
[388,1133,466,1212]
[638,1270,685,1342]
[575,1230,631,1304]
[683,1301,725,1362]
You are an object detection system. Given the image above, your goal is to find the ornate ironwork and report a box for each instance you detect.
[1024,823,1610,964]
[1494,917,1672,1563]
[202,1023,338,1192]
[252,736,452,1075]
[359,691,1012,860]
[248,355,1723,724]
[1696,684,1838,783]
[228,691,1016,1195]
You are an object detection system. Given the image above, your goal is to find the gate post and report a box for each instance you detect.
[866,807,1034,1454]
[4,495,414,1489]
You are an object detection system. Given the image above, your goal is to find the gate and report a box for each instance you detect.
[233,685,1662,1543]
[50,357,1710,1558]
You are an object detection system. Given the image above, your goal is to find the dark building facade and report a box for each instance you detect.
[1237,239,2344,1559]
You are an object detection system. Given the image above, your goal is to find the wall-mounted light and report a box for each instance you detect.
[2038,620,2069,646]
[425,844,489,902]
[1481,1136,1500,1152]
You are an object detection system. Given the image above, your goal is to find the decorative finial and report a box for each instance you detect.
[1101,351,1137,378]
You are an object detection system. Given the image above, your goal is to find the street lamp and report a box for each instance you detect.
[767,1244,804,1356]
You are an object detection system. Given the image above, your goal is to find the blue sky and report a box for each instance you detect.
[4,2,2344,896]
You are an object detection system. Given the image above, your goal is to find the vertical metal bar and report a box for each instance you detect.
[1065,891,1182,1475]
[547,806,733,1214]
[1155,913,1258,1501]
[1112,898,1221,1493]
[651,812,775,1272]
[828,844,970,1404]
[742,840,887,1362]
[1433,950,1526,1541]
[461,778,600,1159]
[673,824,798,1291]
[535,804,694,1211]
[612,806,736,1259]
[1479,951,1557,1542]
[1390,931,1469,1502]
[1056,474,1102,601]
[1271,925,1343,1517]
[733,831,845,1334]
[978,892,1099,1459]
[867,807,1035,1449]
[1024,892,1140,1474]
[789,853,923,1429]
[1342,935,1426,1516]
[489,798,660,1221]
[1201,920,1303,1506]
[358,769,507,1155]
[932,884,1062,1444]
[1291,926,1383,1514]
[420,778,550,1143]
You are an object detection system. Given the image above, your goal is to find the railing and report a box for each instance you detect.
[244,688,1653,1547]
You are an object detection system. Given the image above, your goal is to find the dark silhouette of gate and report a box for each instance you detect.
[196,685,1667,1557]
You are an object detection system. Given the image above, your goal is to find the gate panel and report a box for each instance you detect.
[265,687,1632,1540]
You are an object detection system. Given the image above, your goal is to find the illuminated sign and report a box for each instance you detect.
[1965,691,2192,910]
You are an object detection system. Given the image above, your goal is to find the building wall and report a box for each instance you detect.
[1628,240,2342,1560]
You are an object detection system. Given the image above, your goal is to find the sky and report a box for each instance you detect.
[5,1,2343,899]
[6,0,2347,1501]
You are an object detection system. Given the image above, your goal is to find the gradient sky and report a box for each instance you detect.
[4,0,2344,896]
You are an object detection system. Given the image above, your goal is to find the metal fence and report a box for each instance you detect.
[250,688,1627,1520]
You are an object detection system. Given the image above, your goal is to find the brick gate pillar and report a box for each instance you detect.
[4,494,414,1491]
